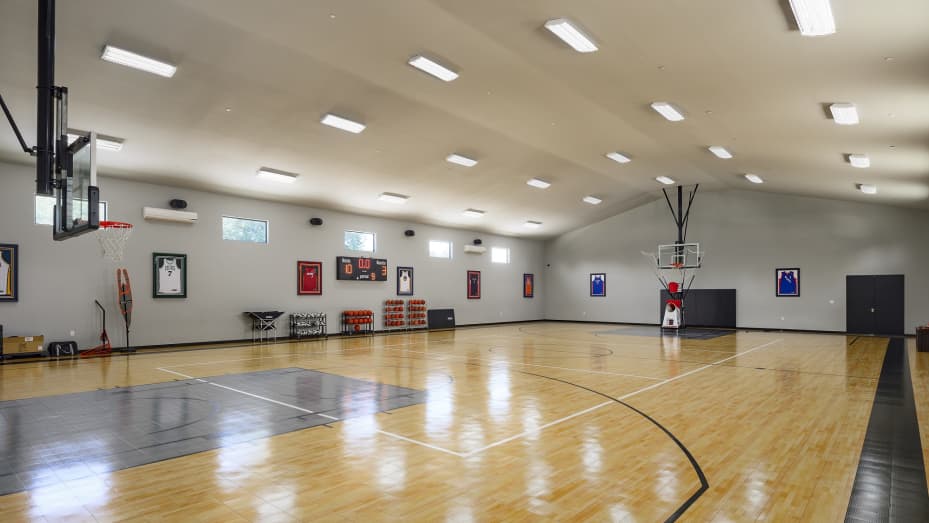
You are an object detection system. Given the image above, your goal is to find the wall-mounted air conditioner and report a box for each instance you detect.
[142,206,198,224]
[463,244,487,254]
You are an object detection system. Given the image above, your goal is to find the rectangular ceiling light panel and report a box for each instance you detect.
[656,176,676,185]
[708,146,733,159]
[606,152,631,164]
[257,167,298,184]
[651,102,685,122]
[848,154,870,168]
[462,209,485,217]
[408,55,459,82]
[67,132,124,152]
[544,18,598,53]
[857,183,877,194]
[582,196,603,205]
[101,45,177,77]
[744,173,764,184]
[321,113,366,134]
[524,220,543,228]
[788,0,836,36]
[446,153,478,167]
[526,178,551,189]
[830,103,859,125]
[378,192,409,204]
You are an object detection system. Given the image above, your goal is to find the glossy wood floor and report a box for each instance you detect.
[0,323,923,522]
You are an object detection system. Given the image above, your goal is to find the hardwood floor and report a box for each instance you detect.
[0,323,918,522]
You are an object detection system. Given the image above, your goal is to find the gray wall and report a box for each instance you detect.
[544,190,929,334]
[0,161,545,347]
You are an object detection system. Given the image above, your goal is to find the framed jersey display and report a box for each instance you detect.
[397,266,414,296]
[467,270,481,299]
[297,261,322,295]
[775,268,800,297]
[0,243,18,302]
[153,253,187,298]
[590,273,606,297]
[523,273,534,298]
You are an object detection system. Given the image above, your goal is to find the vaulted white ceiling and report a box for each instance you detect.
[1,0,928,237]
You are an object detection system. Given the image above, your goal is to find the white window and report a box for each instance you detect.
[222,216,268,243]
[491,247,510,264]
[34,194,107,225]
[429,240,451,259]
[344,230,375,252]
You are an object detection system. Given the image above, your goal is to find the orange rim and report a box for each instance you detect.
[99,221,133,229]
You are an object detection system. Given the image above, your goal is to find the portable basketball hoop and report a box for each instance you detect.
[96,221,133,261]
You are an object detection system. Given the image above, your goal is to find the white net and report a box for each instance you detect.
[97,221,133,261]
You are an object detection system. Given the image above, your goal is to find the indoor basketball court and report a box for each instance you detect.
[1,1,929,522]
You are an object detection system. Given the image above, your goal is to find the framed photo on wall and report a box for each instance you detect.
[775,268,800,297]
[297,261,322,295]
[0,243,18,302]
[523,273,534,298]
[153,253,187,298]
[590,273,606,297]
[397,266,414,296]
[467,270,481,299]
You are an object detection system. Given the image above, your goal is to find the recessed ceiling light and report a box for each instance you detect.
[857,183,877,194]
[66,131,124,152]
[582,196,603,205]
[848,154,870,168]
[829,103,859,125]
[651,102,685,122]
[446,153,477,167]
[524,220,543,229]
[462,208,485,218]
[656,176,676,185]
[101,45,177,78]
[408,55,459,82]
[708,146,733,159]
[526,178,551,189]
[543,18,598,53]
[788,0,836,36]
[378,192,409,204]
[744,173,764,184]
[256,167,298,184]
[605,152,631,164]
[321,113,366,134]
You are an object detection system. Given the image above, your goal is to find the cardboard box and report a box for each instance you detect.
[3,335,45,355]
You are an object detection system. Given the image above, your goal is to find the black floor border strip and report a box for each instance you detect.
[845,338,929,522]
[517,371,707,523]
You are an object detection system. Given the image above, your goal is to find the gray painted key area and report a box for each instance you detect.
[0,368,426,495]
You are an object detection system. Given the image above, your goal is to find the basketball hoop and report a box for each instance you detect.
[96,221,133,261]
[670,261,685,269]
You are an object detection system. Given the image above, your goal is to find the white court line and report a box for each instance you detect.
[460,400,613,458]
[460,338,783,457]
[617,338,783,402]
[382,347,664,381]
[158,339,660,382]
[375,430,465,457]
[155,367,460,455]
[159,345,381,369]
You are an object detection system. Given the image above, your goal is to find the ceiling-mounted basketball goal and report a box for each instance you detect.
[641,184,704,329]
